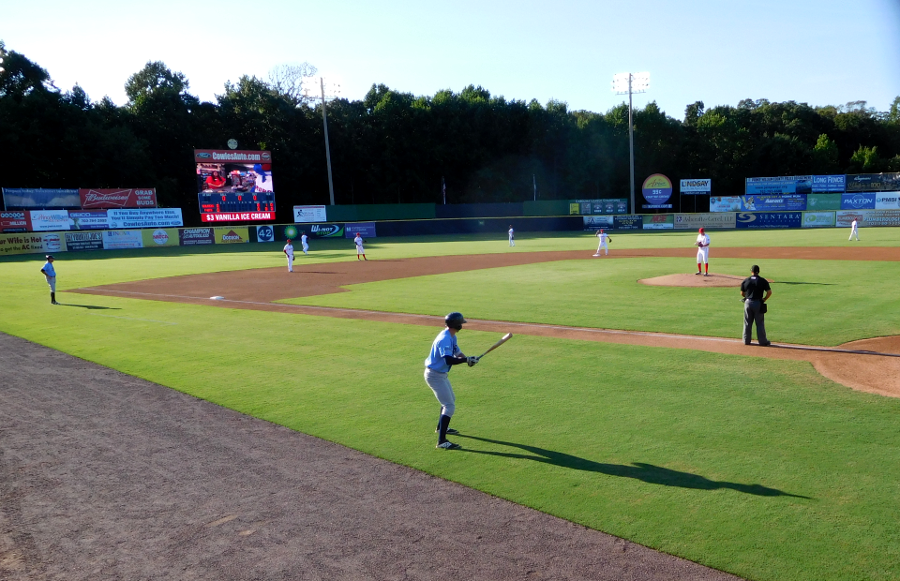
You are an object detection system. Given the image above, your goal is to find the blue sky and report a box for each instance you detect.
[4,0,899,119]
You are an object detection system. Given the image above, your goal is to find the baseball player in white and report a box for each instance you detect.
[40,254,59,305]
[695,227,710,276]
[300,232,309,254]
[283,239,294,272]
[508,226,515,246]
[425,312,477,449]
[354,233,367,260]
[849,218,860,241]
[594,229,611,256]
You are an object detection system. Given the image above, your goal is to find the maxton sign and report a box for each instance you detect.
[79,188,157,209]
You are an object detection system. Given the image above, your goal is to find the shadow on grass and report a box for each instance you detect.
[58,303,121,310]
[457,435,810,499]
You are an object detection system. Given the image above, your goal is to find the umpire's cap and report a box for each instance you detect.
[444,312,467,329]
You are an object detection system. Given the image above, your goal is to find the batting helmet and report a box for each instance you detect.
[445,312,467,329]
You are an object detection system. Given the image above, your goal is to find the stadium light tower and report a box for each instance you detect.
[304,77,341,205]
[612,72,650,214]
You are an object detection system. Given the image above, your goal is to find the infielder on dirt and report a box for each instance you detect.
[424,312,478,450]
[695,228,710,276]
[283,238,294,272]
[594,229,611,256]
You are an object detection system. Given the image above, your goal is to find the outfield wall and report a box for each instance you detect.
[2,210,898,257]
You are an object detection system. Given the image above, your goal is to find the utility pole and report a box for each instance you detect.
[612,72,649,214]
[320,77,335,206]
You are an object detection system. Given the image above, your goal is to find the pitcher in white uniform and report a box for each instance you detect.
[695,228,710,276]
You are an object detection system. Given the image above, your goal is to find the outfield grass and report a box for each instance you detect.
[2,230,900,581]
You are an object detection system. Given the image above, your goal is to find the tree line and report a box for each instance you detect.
[1,40,898,224]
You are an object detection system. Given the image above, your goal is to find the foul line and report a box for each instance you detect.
[75,287,900,358]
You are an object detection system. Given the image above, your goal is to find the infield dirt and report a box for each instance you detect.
[76,246,900,398]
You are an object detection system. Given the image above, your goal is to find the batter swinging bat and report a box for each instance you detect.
[478,333,513,359]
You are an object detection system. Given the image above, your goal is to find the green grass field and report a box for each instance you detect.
[2,228,899,581]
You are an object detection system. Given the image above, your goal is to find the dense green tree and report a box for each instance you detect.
[2,42,899,220]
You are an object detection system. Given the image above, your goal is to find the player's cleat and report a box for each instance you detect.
[744,341,751,345]
[704,273,709,276]
[592,254,601,257]
[759,341,772,347]
[436,427,459,435]
[436,441,461,450]
[695,272,701,275]
[51,301,59,305]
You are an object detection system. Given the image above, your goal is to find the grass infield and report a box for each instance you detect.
[2,228,899,581]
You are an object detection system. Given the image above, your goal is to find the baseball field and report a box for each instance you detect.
[2,228,900,580]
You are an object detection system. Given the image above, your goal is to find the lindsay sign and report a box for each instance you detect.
[79,188,157,209]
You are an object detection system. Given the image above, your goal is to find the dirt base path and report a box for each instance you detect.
[0,332,741,581]
[76,247,900,397]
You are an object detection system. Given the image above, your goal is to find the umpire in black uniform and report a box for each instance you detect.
[740,264,772,346]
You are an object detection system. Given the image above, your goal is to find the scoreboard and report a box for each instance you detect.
[199,191,275,214]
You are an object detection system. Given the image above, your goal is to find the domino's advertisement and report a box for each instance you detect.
[740,194,807,211]
[735,212,802,229]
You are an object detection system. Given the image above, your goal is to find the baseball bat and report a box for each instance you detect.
[478,333,513,359]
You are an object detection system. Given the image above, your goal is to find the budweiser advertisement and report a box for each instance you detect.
[79,188,157,209]
[200,211,276,223]
[195,149,275,218]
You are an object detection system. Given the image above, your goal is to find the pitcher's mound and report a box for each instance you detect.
[640,273,746,288]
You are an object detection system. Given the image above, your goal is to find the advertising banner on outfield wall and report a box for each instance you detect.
[806,193,841,210]
[642,214,674,229]
[65,231,104,251]
[0,232,66,255]
[812,175,846,192]
[2,188,80,210]
[841,193,876,210]
[583,215,614,230]
[874,192,900,210]
[308,223,345,238]
[801,212,836,228]
[614,215,643,230]
[674,213,737,230]
[846,172,900,192]
[745,177,796,195]
[344,222,377,238]
[108,208,184,229]
[102,230,143,249]
[179,228,215,246]
[68,210,109,230]
[30,210,74,231]
[740,194,806,211]
[736,212,801,229]
[79,188,157,209]
[141,228,180,247]
[710,196,742,212]
[214,227,250,244]
[838,209,900,227]
[0,211,31,233]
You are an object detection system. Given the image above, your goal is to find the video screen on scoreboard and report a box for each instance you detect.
[195,149,276,216]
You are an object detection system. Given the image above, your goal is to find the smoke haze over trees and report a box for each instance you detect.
[2,41,898,224]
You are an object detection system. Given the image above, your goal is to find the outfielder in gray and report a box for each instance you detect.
[424,312,478,450]
[40,254,59,305]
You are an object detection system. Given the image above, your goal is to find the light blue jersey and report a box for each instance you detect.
[425,329,460,373]
[41,261,56,277]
